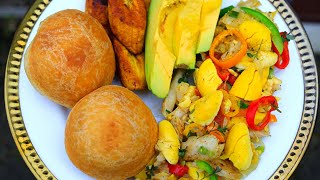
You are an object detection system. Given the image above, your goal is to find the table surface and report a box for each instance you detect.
[1,0,320,179]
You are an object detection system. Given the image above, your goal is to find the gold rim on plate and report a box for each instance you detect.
[4,0,318,179]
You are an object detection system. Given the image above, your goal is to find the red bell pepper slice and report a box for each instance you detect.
[215,64,230,81]
[167,163,189,177]
[214,109,228,126]
[272,32,290,69]
[246,96,278,131]
[195,88,202,97]
[227,74,237,85]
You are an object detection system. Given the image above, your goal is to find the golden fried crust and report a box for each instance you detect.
[85,0,108,26]
[85,0,114,39]
[113,38,146,90]
[24,9,115,108]
[65,85,158,179]
[108,0,146,54]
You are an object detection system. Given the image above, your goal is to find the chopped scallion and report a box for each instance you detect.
[199,146,209,155]
[268,67,275,79]
[256,146,265,153]
[217,126,227,134]
[229,10,239,18]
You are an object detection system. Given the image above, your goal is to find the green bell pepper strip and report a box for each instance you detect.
[219,5,235,18]
[240,7,283,54]
[195,160,218,180]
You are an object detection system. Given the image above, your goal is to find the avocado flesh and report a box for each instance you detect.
[196,0,222,53]
[159,4,184,53]
[145,0,184,98]
[149,39,176,98]
[173,0,202,69]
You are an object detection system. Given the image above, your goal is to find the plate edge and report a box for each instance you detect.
[3,0,318,180]
[4,0,57,179]
[268,0,319,179]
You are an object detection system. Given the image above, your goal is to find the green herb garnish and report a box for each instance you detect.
[165,109,171,113]
[282,32,294,42]
[219,5,234,18]
[146,165,158,179]
[229,10,239,18]
[247,52,255,58]
[239,100,249,109]
[186,131,197,138]
[230,66,240,72]
[178,69,195,83]
[179,148,186,158]
[214,166,222,173]
[272,104,282,113]
[286,34,295,41]
[217,126,227,134]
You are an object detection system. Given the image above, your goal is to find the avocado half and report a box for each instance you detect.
[145,0,222,98]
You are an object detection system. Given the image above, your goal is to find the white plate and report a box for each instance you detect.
[5,0,318,179]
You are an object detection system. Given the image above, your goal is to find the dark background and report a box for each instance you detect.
[1,0,320,179]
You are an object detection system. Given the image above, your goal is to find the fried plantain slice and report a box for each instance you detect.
[108,0,146,55]
[85,0,108,26]
[113,38,147,90]
[85,0,113,38]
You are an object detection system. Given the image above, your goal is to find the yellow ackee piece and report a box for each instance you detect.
[189,90,223,126]
[222,122,249,157]
[244,71,263,101]
[239,20,272,51]
[156,120,180,164]
[195,59,222,96]
[231,65,270,101]
[229,66,256,98]
[228,133,253,171]
[221,122,253,171]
